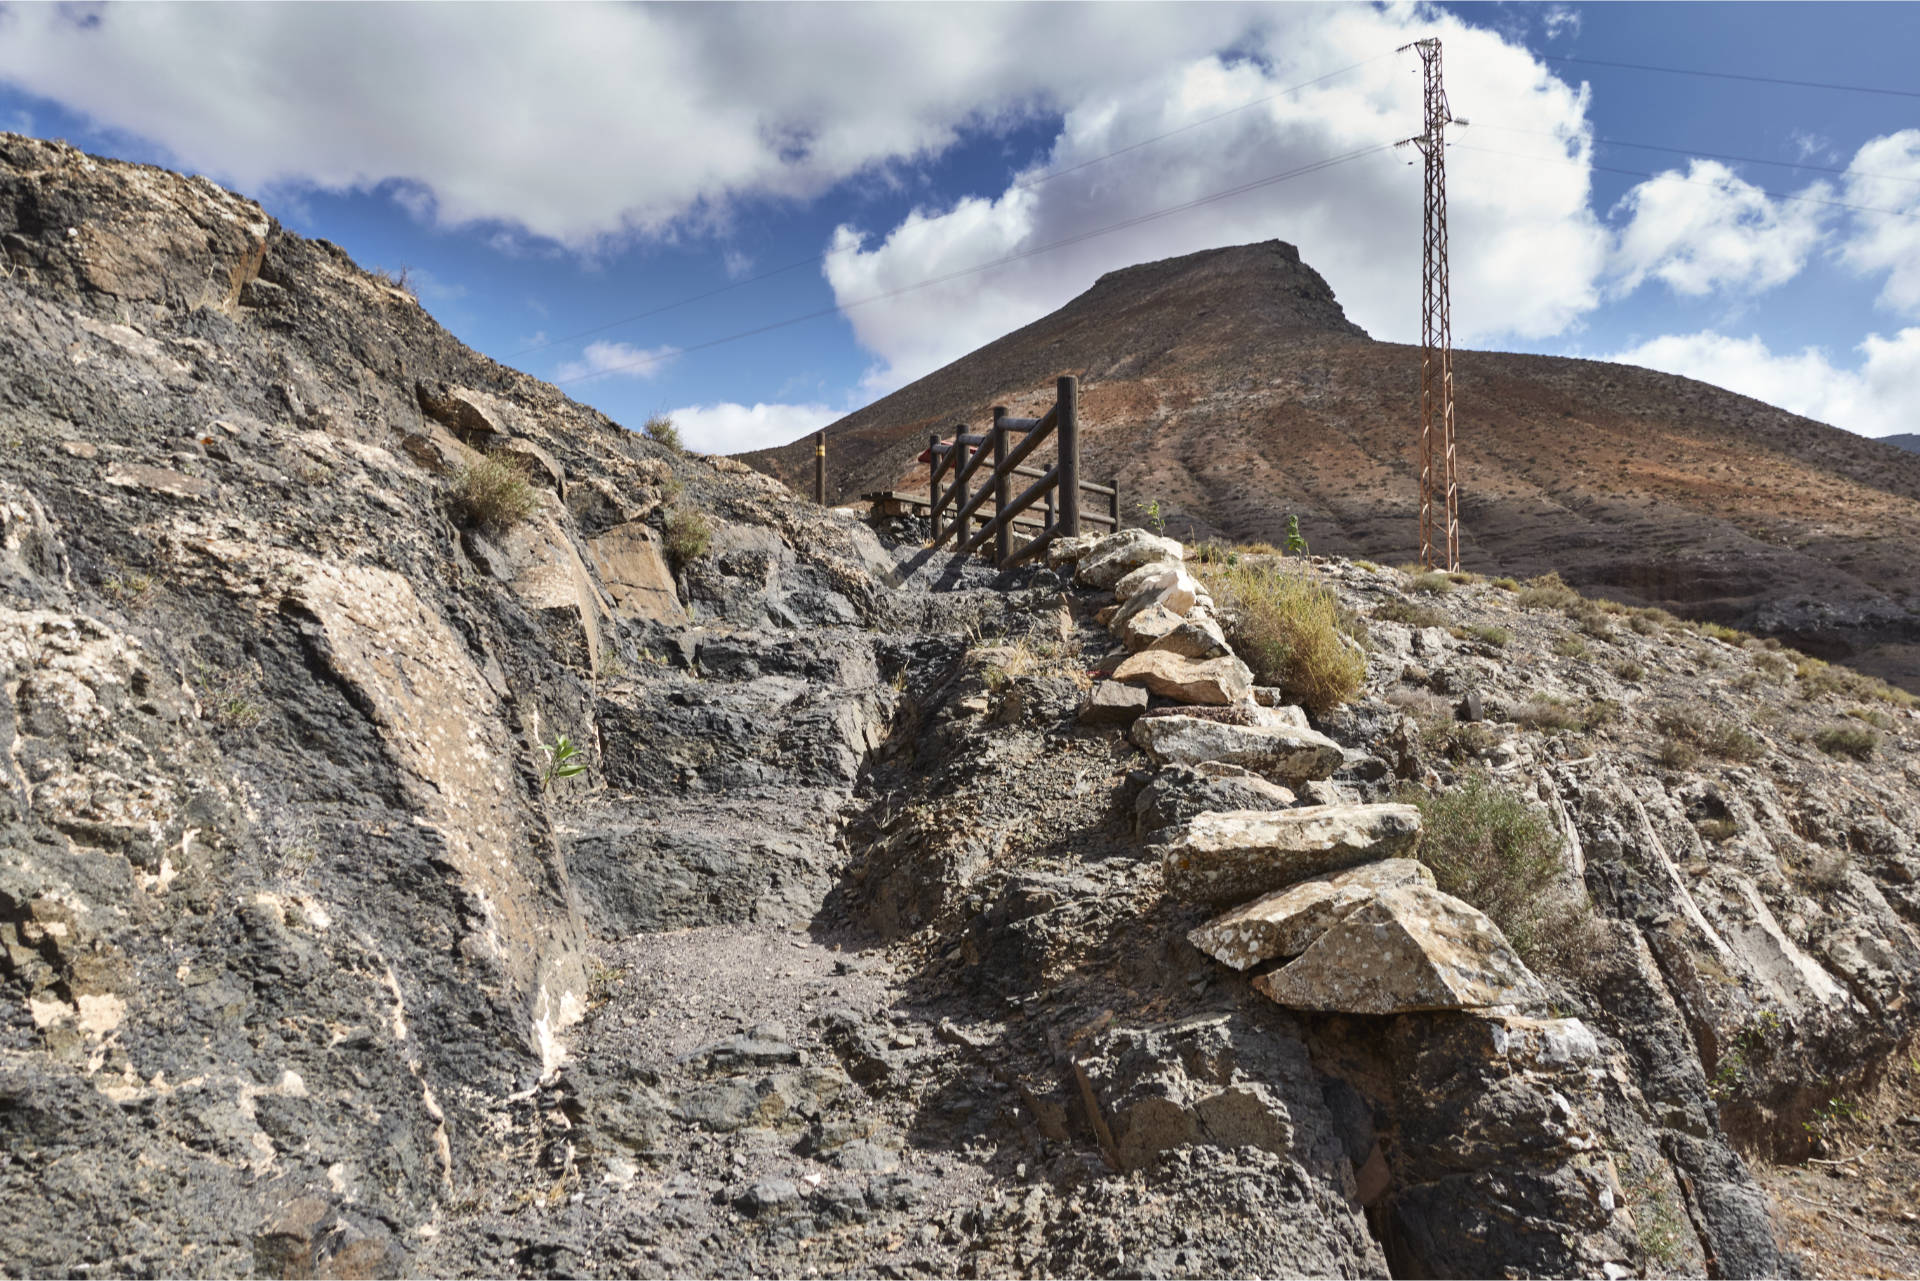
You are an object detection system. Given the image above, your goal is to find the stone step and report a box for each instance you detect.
[1252,884,1545,1014]
[1111,651,1252,706]
[1187,858,1435,970]
[1159,804,1423,904]
[1130,713,1344,783]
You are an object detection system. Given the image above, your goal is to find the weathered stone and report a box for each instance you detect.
[418,383,522,445]
[1046,532,1104,566]
[1111,650,1251,706]
[1112,560,1185,603]
[1160,804,1424,904]
[1146,613,1231,660]
[1118,603,1184,651]
[1111,569,1200,630]
[398,421,481,477]
[1130,714,1344,783]
[1134,762,1296,838]
[103,462,213,501]
[1188,859,1436,969]
[1079,679,1149,726]
[1075,529,1185,589]
[587,520,686,623]
[494,437,565,495]
[1253,884,1545,1013]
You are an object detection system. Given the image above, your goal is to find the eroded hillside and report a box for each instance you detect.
[3,136,1918,1280]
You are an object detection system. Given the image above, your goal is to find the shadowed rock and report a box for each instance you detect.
[1253,884,1545,1013]
[1131,713,1343,781]
[1188,858,1436,969]
[1160,804,1423,904]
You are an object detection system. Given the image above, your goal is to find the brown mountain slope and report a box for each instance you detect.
[743,240,1920,686]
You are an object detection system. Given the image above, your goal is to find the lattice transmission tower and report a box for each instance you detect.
[1398,38,1462,572]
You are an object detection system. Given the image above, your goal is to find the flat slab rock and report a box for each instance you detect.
[1253,884,1546,1014]
[1130,713,1342,783]
[1076,529,1185,589]
[1160,804,1423,904]
[1112,650,1251,706]
[1188,858,1436,970]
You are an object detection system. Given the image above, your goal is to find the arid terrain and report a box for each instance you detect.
[743,241,1920,689]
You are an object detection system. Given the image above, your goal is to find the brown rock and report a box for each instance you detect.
[1079,679,1149,726]
[1112,650,1251,706]
[1130,713,1343,783]
[103,462,213,501]
[587,521,686,623]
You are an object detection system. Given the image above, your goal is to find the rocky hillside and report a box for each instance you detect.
[4,134,1919,1279]
[743,241,1920,692]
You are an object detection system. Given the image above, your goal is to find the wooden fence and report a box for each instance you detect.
[921,375,1118,567]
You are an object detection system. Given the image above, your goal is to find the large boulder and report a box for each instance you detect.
[1111,651,1252,706]
[1075,530,1185,589]
[1252,884,1545,1013]
[1188,859,1436,969]
[1135,762,1296,840]
[1130,713,1343,782]
[1111,568,1200,630]
[587,521,687,624]
[1159,804,1424,904]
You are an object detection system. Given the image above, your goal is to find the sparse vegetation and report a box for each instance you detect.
[1410,571,1453,596]
[662,506,712,569]
[449,452,539,530]
[1401,772,1595,968]
[1552,635,1589,660]
[1459,623,1509,648]
[1490,576,1519,591]
[1512,696,1580,732]
[1374,598,1447,629]
[642,414,683,453]
[1654,708,1766,763]
[1516,572,1580,613]
[538,734,588,788]
[1198,561,1365,716]
[1813,723,1878,760]
[1656,738,1702,771]
[1613,659,1646,682]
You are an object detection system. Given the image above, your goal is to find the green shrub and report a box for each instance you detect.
[1411,571,1453,596]
[1400,773,1591,965]
[1517,572,1580,612]
[1698,621,1747,644]
[1656,738,1701,770]
[1461,623,1509,648]
[449,453,538,530]
[662,506,712,569]
[1553,635,1589,660]
[1814,724,1878,760]
[1491,576,1519,592]
[1198,561,1365,716]
[1375,598,1447,629]
[1655,708,1765,763]
[1513,697,1580,732]
[1613,659,1646,682]
[642,414,683,452]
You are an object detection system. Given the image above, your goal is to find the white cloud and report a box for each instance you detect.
[664,401,837,454]
[1838,130,1920,316]
[1608,327,1920,438]
[722,250,754,281]
[554,341,680,384]
[823,5,1608,394]
[0,3,1267,248]
[1541,5,1582,40]
[1609,160,1829,299]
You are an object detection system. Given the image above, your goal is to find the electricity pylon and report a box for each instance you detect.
[1398,37,1462,572]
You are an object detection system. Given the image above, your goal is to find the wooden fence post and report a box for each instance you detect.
[928,433,940,541]
[1057,375,1080,538]
[814,430,826,504]
[991,407,1011,565]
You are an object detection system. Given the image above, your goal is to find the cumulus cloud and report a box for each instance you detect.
[664,401,838,454]
[823,5,1607,394]
[1838,130,1920,316]
[1609,161,1829,299]
[0,3,1266,247]
[1609,327,1920,438]
[554,341,681,383]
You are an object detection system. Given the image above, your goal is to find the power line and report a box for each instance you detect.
[1472,123,1920,187]
[555,141,1398,386]
[1538,53,1920,100]
[1453,143,1920,220]
[508,52,1392,362]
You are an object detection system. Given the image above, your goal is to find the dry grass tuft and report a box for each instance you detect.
[449,453,538,530]
[1199,561,1365,716]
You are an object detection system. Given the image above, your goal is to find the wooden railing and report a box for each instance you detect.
[924,375,1118,567]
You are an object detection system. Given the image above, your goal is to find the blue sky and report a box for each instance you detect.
[2,2,1916,451]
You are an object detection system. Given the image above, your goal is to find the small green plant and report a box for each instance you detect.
[662,506,712,569]
[1803,1093,1862,1144]
[104,570,155,605]
[1135,498,1167,536]
[1283,514,1309,557]
[219,697,264,729]
[642,414,682,453]
[1410,571,1453,596]
[1552,634,1589,660]
[538,734,588,788]
[1847,706,1892,730]
[1460,623,1509,648]
[449,453,538,530]
[1813,724,1878,760]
